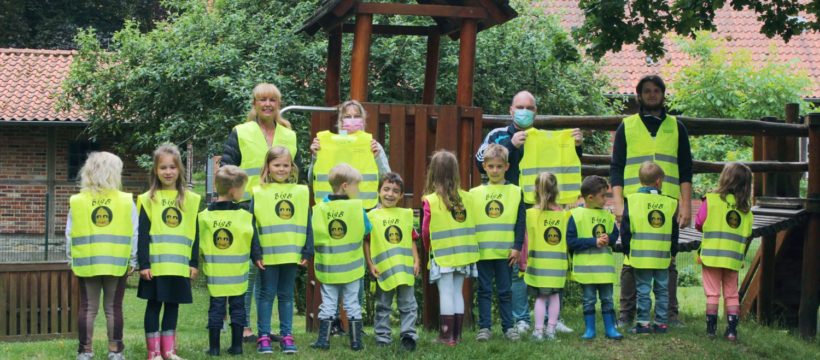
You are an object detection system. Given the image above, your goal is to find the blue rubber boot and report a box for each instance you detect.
[603,311,624,340]
[581,312,596,340]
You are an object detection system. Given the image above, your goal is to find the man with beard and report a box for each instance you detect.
[610,75,693,328]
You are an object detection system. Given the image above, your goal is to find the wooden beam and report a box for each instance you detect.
[757,234,776,324]
[422,32,440,105]
[356,3,488,19]
[780,103,801,196]
[455,19,477,107]
[349,14,373,101]
[341,23,435,36]
[799,112,820,339]
[325,26,342,106]
[582,154,808,174]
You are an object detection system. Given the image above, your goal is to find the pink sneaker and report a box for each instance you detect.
[257,335,273,354]
[280,334,298,354]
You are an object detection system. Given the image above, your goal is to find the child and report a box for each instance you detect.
[470,144,524,342]
[422,150,479,345]
[524,172,570,341]
[620,162,679,334]
[567,175,623,340]
[199,165,263,356]
[251,146,313,354]
[364,172,420,351]
[66,152,137,360]
[311,163,371,351]
[695,162,753,341]
[137,144,202,360]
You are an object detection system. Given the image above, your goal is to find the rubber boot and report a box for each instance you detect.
[146,332,161,360]
[603,311,624,340]
[581,312,596,340]
[311,318,332,350]
[227,324,243,355]
[706,314,718,338]
[724,314,738,342]
[453,314,464,343]
[160,330,182,360]
[438,315,455,345]
[349,318,364,351]
[207,328,221,356]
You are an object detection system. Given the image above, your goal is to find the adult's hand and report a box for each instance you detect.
[310,137,320,155]
[140,268,153,281]
[254,259,265,271]
[612,186,625,223]
[572,128,583,146]
[678,182,693,228]
[511,131,528,148]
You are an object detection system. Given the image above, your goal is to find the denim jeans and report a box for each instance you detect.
[634,268,669,325]
[511,269,530,323]
[582,283,615,314]
[256,263,298,336]
[477,259,513,331]
[243,262,260,328]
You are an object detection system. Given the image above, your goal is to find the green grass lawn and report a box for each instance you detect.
[2,276,817,360]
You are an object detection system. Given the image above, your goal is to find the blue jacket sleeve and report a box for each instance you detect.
[567,217,597,252]
[620,199,632,254]
[513,193,526,251]
[363,209,372,235]
[302,207,314,260]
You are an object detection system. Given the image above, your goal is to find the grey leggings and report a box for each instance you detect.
[436,272,465,315]
[77,275,127,354]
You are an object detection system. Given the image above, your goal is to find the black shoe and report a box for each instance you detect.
[208,327,221,356]
[706,314,718,338]
[311,318,332,350]
[400,335,416,352]
[725,315,738,342]
[228,324,243,355]
[349,318,364,351]
[375,341,390,347]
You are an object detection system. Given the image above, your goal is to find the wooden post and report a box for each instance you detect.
[350,14,373,101]
[325,26,342,106]
[422,31,440,105]
[799,112,820,339]
[757,116,779,323]
[455,19,477,107]
[780,103,801,196]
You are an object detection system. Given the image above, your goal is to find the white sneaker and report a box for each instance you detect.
[531,329,544,342]
[555,320,573,333]
[515,320,530,334]
[107,352,125,360]
[504,328,520,342]
[76,352,94,360]
[475,328,491,342]
[545,328,557,341]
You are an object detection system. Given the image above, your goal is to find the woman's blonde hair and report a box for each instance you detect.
[260,146,299,184]
[715,162,753,213]
[80,151,123,194]
[336,100,367,131]
[424,150,462,211]
[147,143,187,207]
[533,172,559,210]
[246,83,292,129]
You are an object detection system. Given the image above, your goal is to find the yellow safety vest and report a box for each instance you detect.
[199,208,254,297]
[700,193,753,271]
[425,190,479,268]
[623,114,681,199]
[519,128,582,205]
[69,190,134,277]
[138,190,201,277]
[312,199,366,284]
[469,183,521,260]
[524,208,570,289]
[312,131,379,209]
[252,183,309,265]
[626,193,677,269]
[235,121,298,201]
[368,207,415,291]
[570,207,617,284]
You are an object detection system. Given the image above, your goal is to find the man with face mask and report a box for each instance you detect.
[474,91,582,335]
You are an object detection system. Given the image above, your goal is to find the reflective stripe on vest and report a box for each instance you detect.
[626,193,677,269]
[235,121,298,200]
[199,208,254,297]
[524,208,570,289]
[570,207,617,284]
[700,193,752,271]
[368,207,416,291]
[252,183,308,265]
[312,131,380,209]
[425,190,479,268]
[470,184,521,260]
[312,199,366,284]
[138,190,200,277]
[519,129,582,204]
[69,190,134,277]
[623,114,681,199]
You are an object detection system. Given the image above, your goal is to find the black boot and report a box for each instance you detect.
[349,318,364,351]
[453,314,464,343]
[706,314,718,338]
[311,318,332,350]
[724,314,738,342]
[227,324,243,355]
[438,315,455,345]
[400,335,416,351]
[207,327,221,356]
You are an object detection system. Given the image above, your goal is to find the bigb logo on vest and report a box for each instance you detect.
[647,210,665,228]
[451,205,467,223]
[214,228,233,249]
[485,200,504,218]
[385,225,403,244]
[92,206,113,227]
[276,200,294,220]
[544,227,562,245]
[328,219,347,239]
[162,207,182,228]
[726,210,741,229]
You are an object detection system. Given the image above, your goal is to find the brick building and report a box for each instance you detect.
[0,48,144,260]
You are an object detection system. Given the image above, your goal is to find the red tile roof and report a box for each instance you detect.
[539,1,820,98]
[0,48,85,122]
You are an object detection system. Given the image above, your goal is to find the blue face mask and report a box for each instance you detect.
[513,109,534,129]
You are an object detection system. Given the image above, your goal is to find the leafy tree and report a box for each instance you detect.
[573,0,820,60]
[666,31,814,195]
